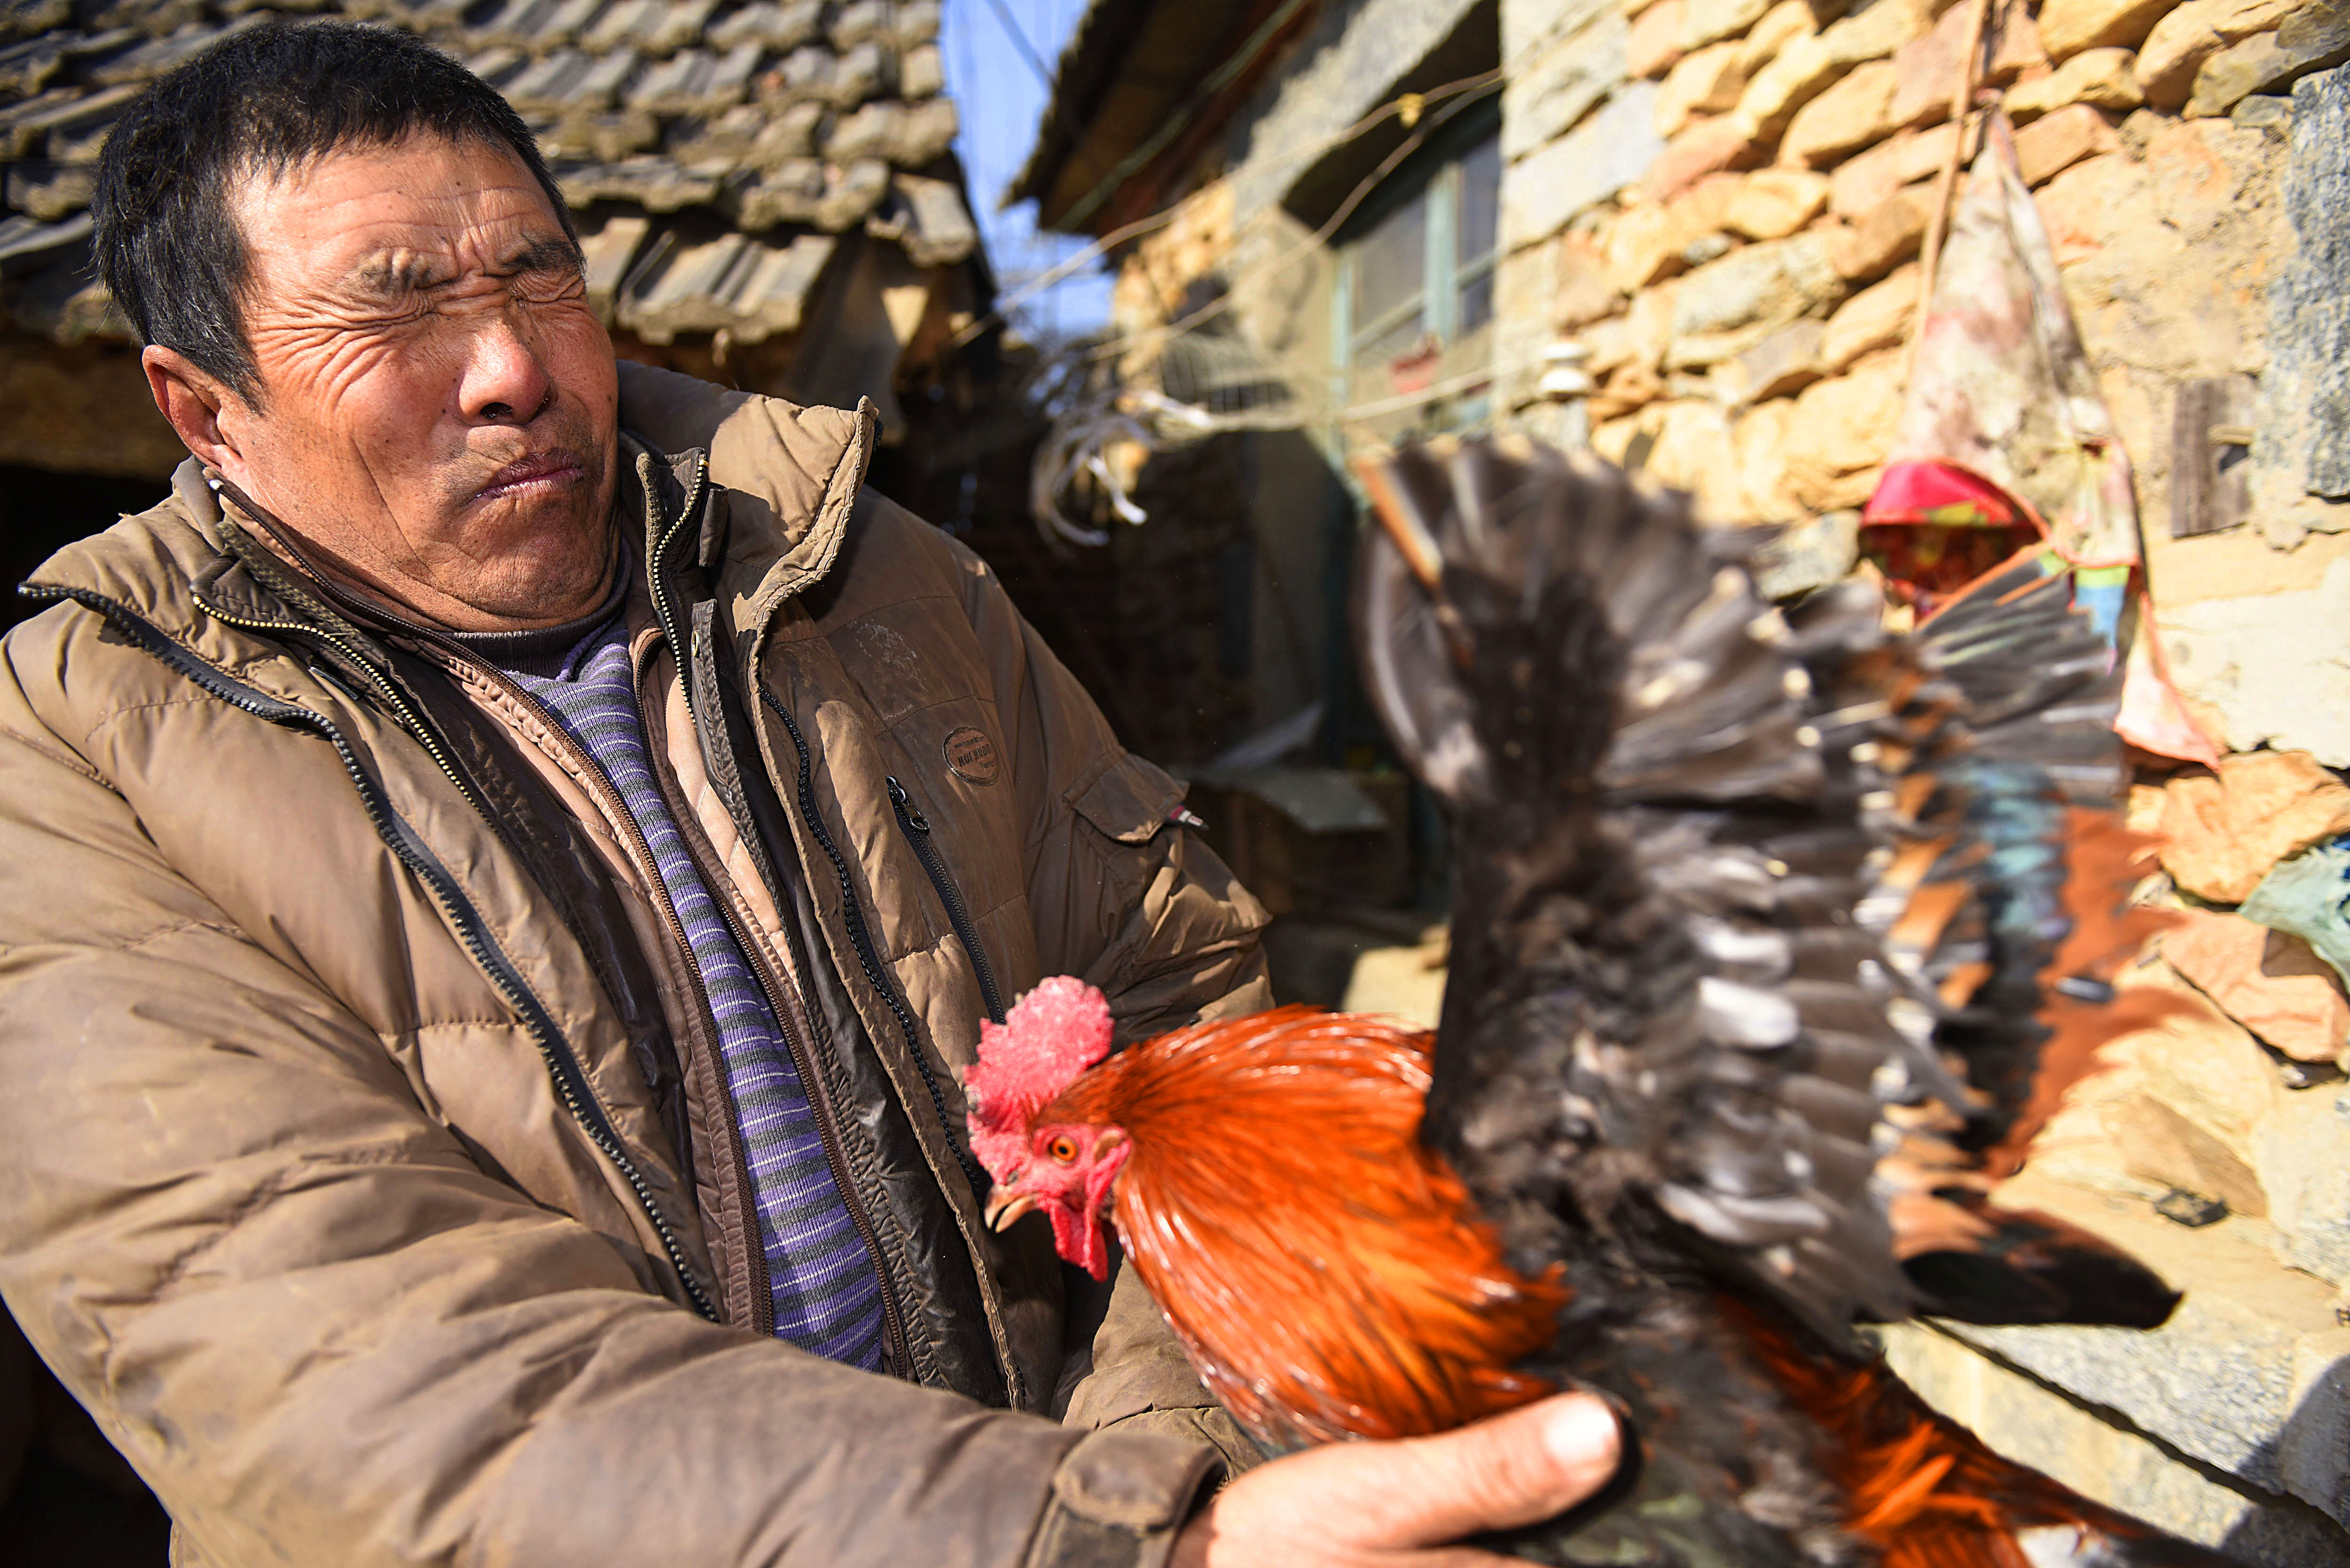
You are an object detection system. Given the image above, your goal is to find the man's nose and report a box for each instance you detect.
[458,313,555,426]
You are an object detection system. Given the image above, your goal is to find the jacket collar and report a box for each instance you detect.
[16,459,241,642]
[609,359,878,640]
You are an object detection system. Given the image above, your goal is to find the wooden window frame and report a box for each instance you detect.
[1332,102,1503,398]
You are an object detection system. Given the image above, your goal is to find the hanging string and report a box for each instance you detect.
[1911,0,2002,368]
[949,67,1508,354]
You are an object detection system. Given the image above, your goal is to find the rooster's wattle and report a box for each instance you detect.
[969,437,2225,1568]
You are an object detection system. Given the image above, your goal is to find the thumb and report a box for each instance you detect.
[1360,1392,1628,1546]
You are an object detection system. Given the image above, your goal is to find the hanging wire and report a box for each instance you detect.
[949,67,1506,353]
[1052,0,1320,233]
[1091,73,1501,366]
[1157,329,1315,425]
[1020,70,1514,545]
[976,0,1058,87]
[990,0,1641,547]
[1029,385,1222,547]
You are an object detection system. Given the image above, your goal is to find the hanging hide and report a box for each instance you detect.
[1864,111,2219,767]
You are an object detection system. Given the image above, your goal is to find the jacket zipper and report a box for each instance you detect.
[345,610,796,1345]
[315,596,869,1356]
[19,583,721,1324]
[884,777,1006,1026]
[215,453,897,1356]
[194,556,759,1331]
[623,454,908,1359]
[760,686,987,1193]
[621,458,778,1337]
[616,640,913,1371]
[631,458,916,1368]
[190,591,495,826]
[688,807,914,1372]
[643,451,707,718]
[480,655,778,1334]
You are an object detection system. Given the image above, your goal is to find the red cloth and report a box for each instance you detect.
[1862,459,2047,602]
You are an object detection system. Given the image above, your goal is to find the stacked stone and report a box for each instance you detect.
[1496,0,2344,546]
[1483,9,2350,1549]
[1902,747,2350,1562]
[1110,181,1238,384]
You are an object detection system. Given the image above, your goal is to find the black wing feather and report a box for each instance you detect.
[1351,436,2177,1340]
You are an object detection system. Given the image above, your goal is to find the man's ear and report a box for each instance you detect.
[142,344,257,484]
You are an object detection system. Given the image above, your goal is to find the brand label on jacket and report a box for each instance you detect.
[944,727,1000,786]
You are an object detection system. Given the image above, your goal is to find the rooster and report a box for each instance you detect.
[970,437,2226,1567]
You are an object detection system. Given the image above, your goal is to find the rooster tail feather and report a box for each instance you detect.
[1890,549,2176,1151]
[1355,436,1915,1340]
[1355,437,1832,822]
[1896,1202,2180,1328]
[1973,810,2185,1178]
[1864,548,2182,1327]
[1731,1303,2233,1568]
[1349,438,2213,1566]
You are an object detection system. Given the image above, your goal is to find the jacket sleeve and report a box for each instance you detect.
[1060,1255,1267,1476]
[0,634,1220,1568]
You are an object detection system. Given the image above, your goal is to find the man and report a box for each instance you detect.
[0,21,1619,1566]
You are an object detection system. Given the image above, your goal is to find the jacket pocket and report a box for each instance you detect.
[1066,753,1187,844]
[885,776,1007,1024]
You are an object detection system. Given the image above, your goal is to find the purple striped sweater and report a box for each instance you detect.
[502,608,887,1368]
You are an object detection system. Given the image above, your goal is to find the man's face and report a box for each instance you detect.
[176,133,619,630]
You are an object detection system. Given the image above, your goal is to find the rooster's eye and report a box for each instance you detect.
[1046,1135,1079,1163]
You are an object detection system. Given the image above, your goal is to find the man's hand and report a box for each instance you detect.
[1170,1393,1625,1567]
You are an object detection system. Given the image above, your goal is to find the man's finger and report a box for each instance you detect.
[1357,1392,1627,1546]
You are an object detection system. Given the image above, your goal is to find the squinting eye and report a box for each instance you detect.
[1046,1135,1079,1164]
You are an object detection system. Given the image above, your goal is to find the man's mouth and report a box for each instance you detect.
[474,450,584,504]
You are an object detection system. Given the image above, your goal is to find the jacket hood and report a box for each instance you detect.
[18,361,878,641]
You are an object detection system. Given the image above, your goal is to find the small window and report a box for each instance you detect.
[1454,134,1500,335]
[1349,187,1428,367]
[1334,102,1502,435]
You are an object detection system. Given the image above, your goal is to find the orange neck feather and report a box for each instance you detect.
[1047,1006,1567,1447]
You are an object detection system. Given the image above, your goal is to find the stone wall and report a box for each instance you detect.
[1485,0,2350,1553]
[1496,0,2350,762]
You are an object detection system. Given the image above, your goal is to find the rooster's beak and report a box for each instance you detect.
[985,1189,1039,1231]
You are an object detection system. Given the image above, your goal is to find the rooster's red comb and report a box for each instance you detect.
[966,977,1113,1181]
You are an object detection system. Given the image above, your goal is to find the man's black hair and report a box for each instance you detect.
[93,18,579,400]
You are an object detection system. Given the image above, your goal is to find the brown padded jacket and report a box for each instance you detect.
[0,362,1271,1567]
